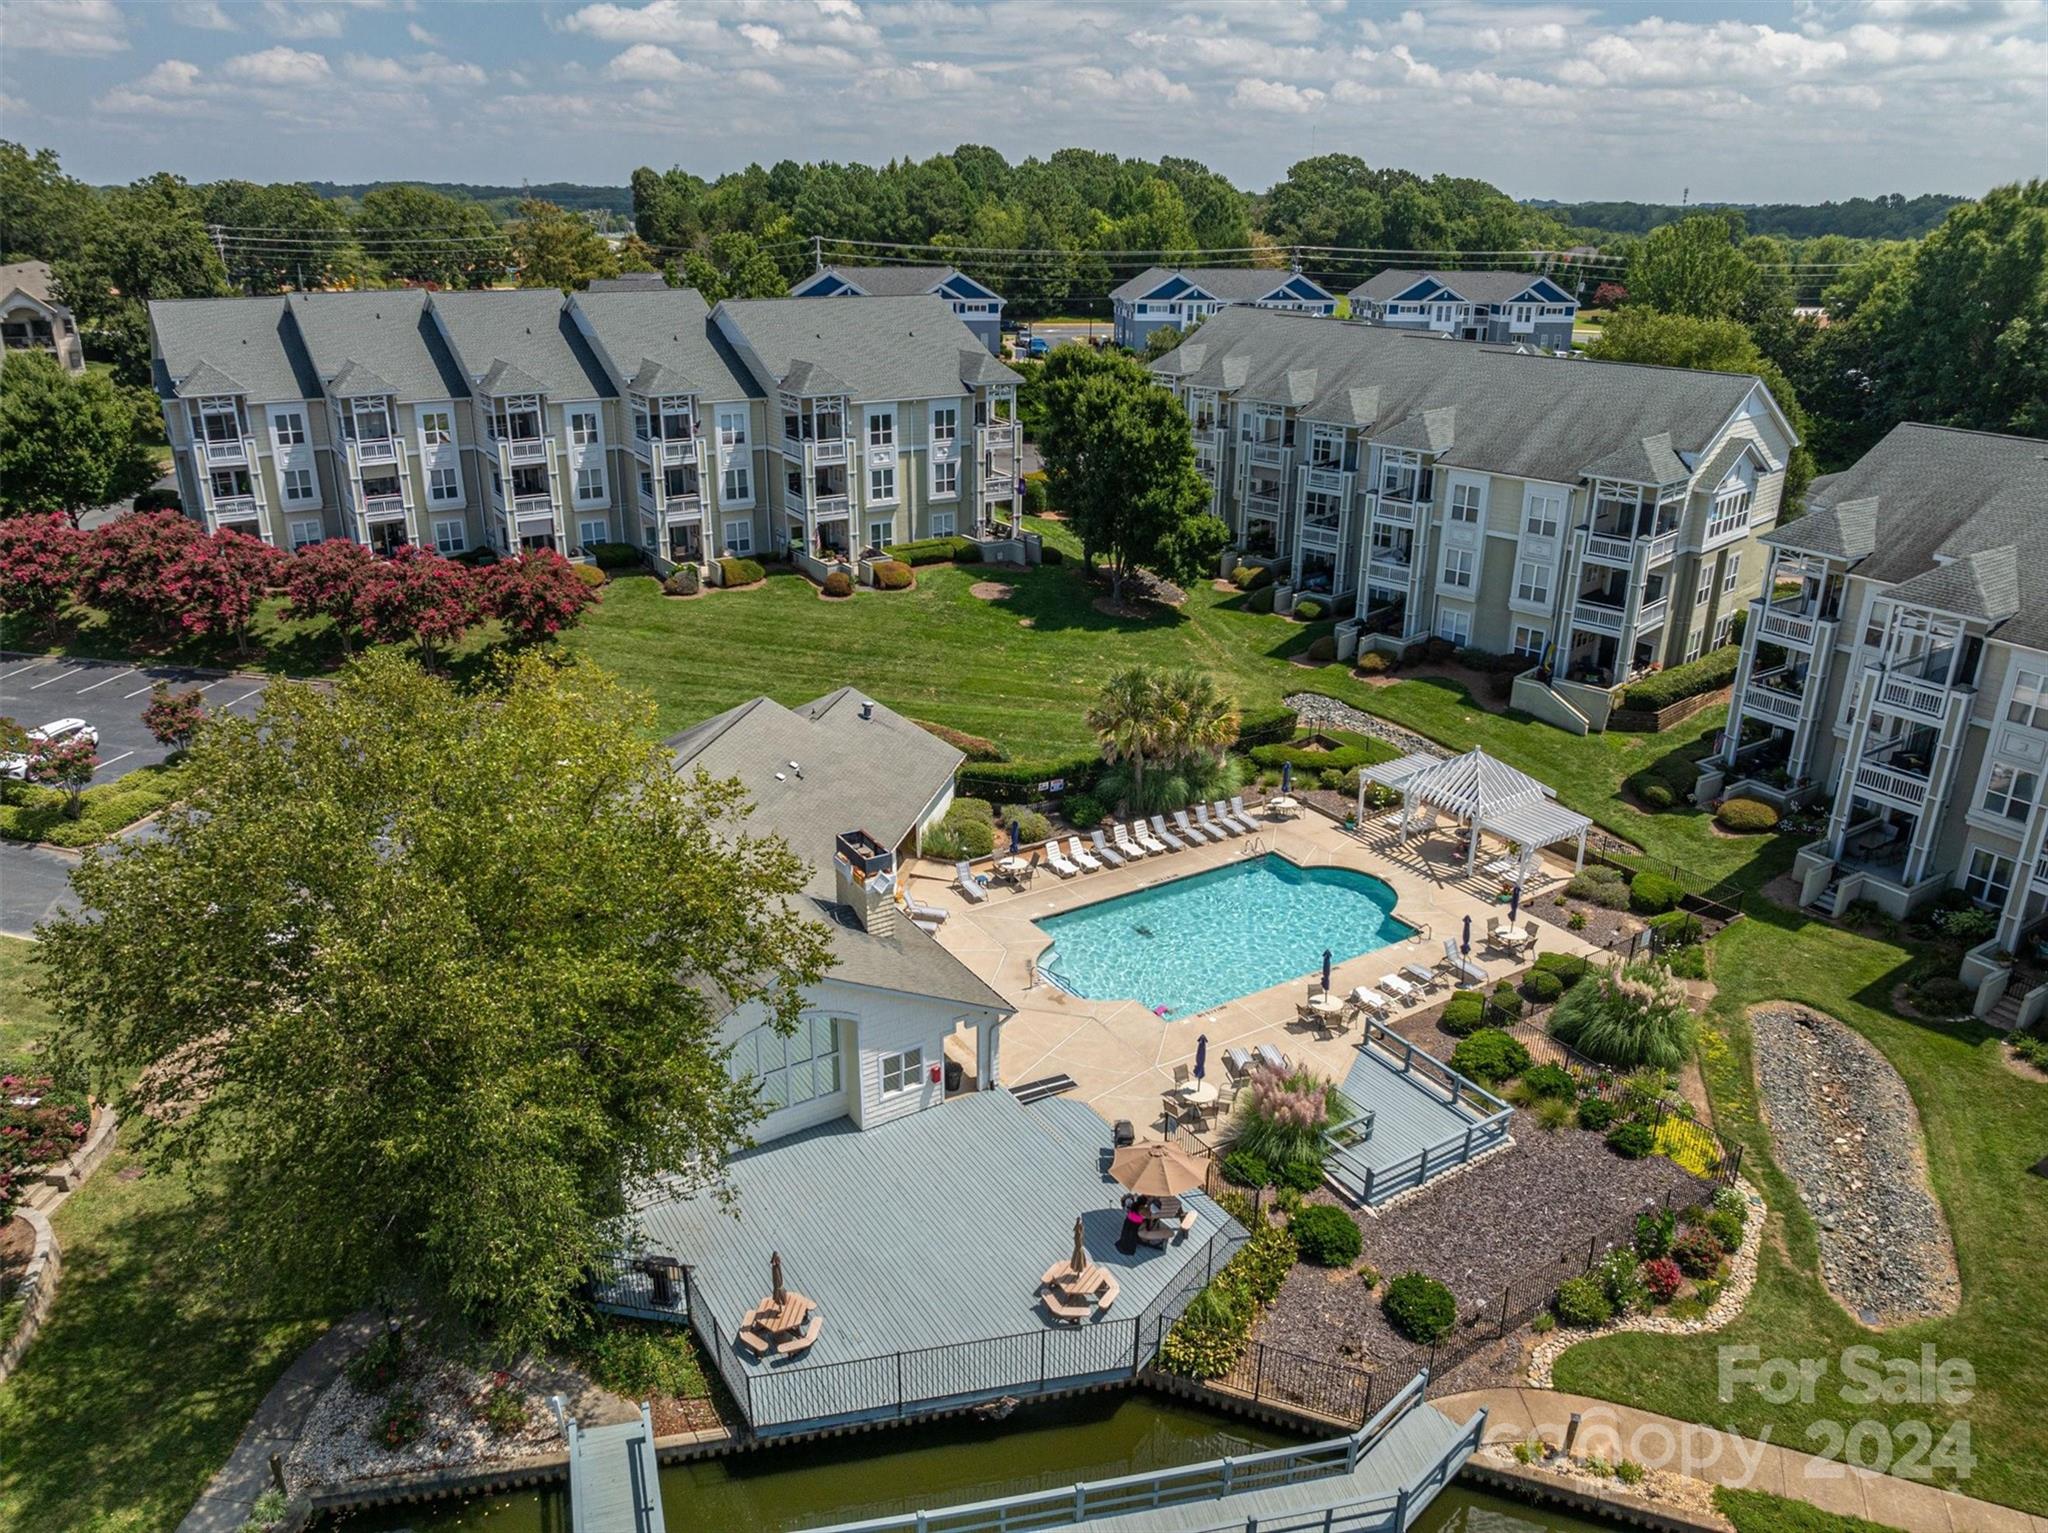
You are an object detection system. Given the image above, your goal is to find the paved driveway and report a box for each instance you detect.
[1,655,270,784]
[0,841,82,937]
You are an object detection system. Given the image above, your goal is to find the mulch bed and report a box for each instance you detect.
[970,581,1015,601]
[1,1214,33,1285]
[649,1392,726,1437]
[1529,892,1641,953]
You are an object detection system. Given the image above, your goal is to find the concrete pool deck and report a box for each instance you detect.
[908,801,1602,1146]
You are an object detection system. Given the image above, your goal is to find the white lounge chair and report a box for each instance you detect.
[954,861,988,904]
[1256,1042,1290,1073]
[1068,836,1102,873]
[1173,809,1212,845]
[1149,815,1186,852]
[1231,796,1259,829]
[1134,820,1169,855]
[1348,985,1391,1018]
[1214,799,1255,835]
[1047,842,1081,878]
[1194,804,1230,838]
[1378,973,1419,1003]
[1112,823,1148,860]
[1441,938,1486,985]
[1090,829,1126,868]
[904,893,949,926]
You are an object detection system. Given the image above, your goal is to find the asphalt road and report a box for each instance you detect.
[0,840,82,937]
[1,655,271,784]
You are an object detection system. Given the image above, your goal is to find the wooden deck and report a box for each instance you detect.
[566,1405,663,1533]
[1327,1027,1512,1205]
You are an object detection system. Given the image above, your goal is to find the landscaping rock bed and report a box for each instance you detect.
[1284,694,1445,762]
[1749,1004,1959,1325]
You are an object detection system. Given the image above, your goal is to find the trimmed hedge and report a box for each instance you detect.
[1576,1097,1618,1132]
[587,540,644,571]
[1023,476,1050,513]
[1232,563,1275,592]
[1303,634,1337,663]
[1717,796,1781,833]
[1248,732,1400,777]
[1441,990,1488,1037]
[1629,870,1684,914]
[1245,586,1277,614]
[821,569,854,598]
[1523,968,1565,1004]
[1450,1027,1530,1085]
[1533,951,1592,989]
[1236,707,1299,750]
[871,558,914,590]
[1004,808,1053,845]
[572,562,607,587]
[1381,1273,1457,1343]
[1294,599,1325,622]
[958,754,1102,805]
[892,536,977,567]
[1355,651,1394,676]
[1618,645,1740,712]
[1291,1205,1363,1266]
[1040,545,1064,565]
[719,556,766,586]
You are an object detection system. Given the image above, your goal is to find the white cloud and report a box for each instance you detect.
[171,1,239,31]
[406,20,438,45]
[559,1,721,46]
[739,23,783,51]
[603,43,703,80]
[344,52,487,87]
[223,46,334,85]
[7,0,128,54]
[735,67,784,94]
[1068,64,1192,103]
[1230,78,1326,114]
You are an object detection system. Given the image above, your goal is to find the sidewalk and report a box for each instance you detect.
[1437,1387,2046,1533]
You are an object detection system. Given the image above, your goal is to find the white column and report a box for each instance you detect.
[1575,827,1587,873]
[978,1017,1002,1090]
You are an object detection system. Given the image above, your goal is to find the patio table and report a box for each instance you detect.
[1175,1078,1220,1106]
[1265,795,1299,818]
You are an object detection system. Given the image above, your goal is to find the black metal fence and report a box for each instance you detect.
[1204,1338,1383,1427]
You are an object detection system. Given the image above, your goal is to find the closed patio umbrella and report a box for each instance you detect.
[1461,914,1472,957]
[1281,760,1293,793]
[1069,1216,1088,1273]
[1321,948,1333,993]
[1193,1034,1208,1081]
[1508,883,1522,924]
[1010,820,1023,856]
[1110,1141,1206,1199]
[771,1251,786,1305]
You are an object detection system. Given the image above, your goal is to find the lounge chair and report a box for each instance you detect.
[1222,1046,1254,1081]
[1047,842,1081,878]
[904,893,949,927]
[1348,985,1391,1018]
[1172,809,1212,845]
[1090,829,1127,868]
[1230,796,1259,828]
[1256,1042,1290,1073]
[1068,835,1103,872]
[1441,938,1486,985]
[1379,973,1419,1004]
[1195,804,1236,839]
[954,861,988,903]
[1215,799,1255,835]
[1134,820,1170,855]
[1112,823,1148,860]
[1150,815,1187,852]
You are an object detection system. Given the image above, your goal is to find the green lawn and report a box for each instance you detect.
[1715,1487,1904,1533]
[0,934,53,1066]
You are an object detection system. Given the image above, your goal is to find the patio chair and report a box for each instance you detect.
[905,893,949,927]
[1150,815,1187,852]
[1047,842,1081,878]
[1256,1042,1290,1073]
[1348,985,1391,1019]
[1213,800,1254,836]
[1172,808,1212,844]
[954,861,988,904]
[1172,1063,1190,1085]
[1222,1046,1254,1081]
[1113,823,1148,860]
[1090,829,1126,868]
[1230,796,1259,828]
[1379,973,1419,1004]
[1195,804,1237,839]
[1069,836,1103,873]
[1134,820,1170,855]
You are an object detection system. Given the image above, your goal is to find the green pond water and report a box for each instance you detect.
[325,1393,1620,1533]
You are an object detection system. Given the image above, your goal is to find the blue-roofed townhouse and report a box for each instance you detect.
[1109,265,1335,351]
[789,263,1006,355]
[1153,308,1798,728]
[1348,269,1578,349]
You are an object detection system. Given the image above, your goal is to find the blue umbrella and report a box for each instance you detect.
[1281,760,1293,794]
[1461,914,1472,957]
[1009,820,1023,856]
[1193,1034,1208,1081]
[1508,883,1522,924]
[1322,948,1333,993]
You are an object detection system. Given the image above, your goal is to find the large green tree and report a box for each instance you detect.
[354,184,507,289]
[681,231,789,302]
[1624,213,1756,319]
[0,352,161,521]
[1036,347,1227,603]
[0,140,102,263]
[37,651,834,1347]
[509,196,619,291]
[203,179,360,293]
[54,171,227,383]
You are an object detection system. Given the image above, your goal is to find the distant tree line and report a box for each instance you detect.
[1530,193,1968,242]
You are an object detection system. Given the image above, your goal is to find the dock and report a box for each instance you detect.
[566,1403,664,1533]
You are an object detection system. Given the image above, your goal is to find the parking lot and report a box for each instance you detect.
[1,655,272,784]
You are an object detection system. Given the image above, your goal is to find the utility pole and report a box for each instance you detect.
[812,233,823,274]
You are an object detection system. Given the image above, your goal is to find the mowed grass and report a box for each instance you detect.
[0,934,53,1065]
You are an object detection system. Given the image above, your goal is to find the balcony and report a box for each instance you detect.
[659,438,696,465]
[361,493,406,520]
[1248,442,1290,470]
[1246,493,1282,519]
[1300,517,1341,547]
[810,437,849,467]
[1368,554,1413,584]
[513,493,554,518]
[1636,594,1670,631]
[1755,597,1830,649]
[1372,499,1415,527]
[1644,529,1679,565]
[353,436,399,466]
[505,438,548,465]
[1853,761,1930,809]
[1573,598,1626,636]
[211,495,260,520]
[815,494,851,519]
[1583,532,1634,567]
[1875,670,1955,723]
[199,437,251,468]
[1742,675,1806,725]
[1304,465,1348,490]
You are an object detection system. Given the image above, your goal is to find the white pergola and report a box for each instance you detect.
[1357,746,1591,882]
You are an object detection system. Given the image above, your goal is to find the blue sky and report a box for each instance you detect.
[4,0,2043,201]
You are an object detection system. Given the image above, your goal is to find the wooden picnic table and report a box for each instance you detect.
[752,1293,812,1337]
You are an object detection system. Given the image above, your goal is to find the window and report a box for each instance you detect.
[1706,485,1753,541]
[569,409,600,447]
[932,458,958,499]
[880,1046,923,1097]
[721,460,752,505]
[1981,762,2038,823]
[1713,614,1735,648]
[288,517,322,550]
[868,410,894,449]
[868,464,896,503]
[1696,564,1715,606]
[433,517,467,555]
[282,467,315,502]
[1512,625,1546,659]
[1449,483,1482,525]
[419,409,452,446]
[578,516,609,552]
[1722,551,1742,595]
[930,510,955,538]
[1523,492,1561,541]
[868,518,894,549]
[2007,669,2048,730]
[1963,848,2014,909]
[717,406,749,450]
[576,466,605,502]
[1435,608,1471,645]
[1514,560,1550,607]
[931,404,957,443]
[429,466,459,503]
[723,518,753,556]
[272,410,306,448]
[1441,547,1474,590]
[730,1015,843,1110]
[1684,633,1703,665]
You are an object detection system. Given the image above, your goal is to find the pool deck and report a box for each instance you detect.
[910,801,1598,1149]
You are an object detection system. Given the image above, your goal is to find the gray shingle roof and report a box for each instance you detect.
[812,263,960,297]
[717,296,1019,403]
[1376,405,1457,455]
[571,286,761,401]
[1111,265,1331,304]
[0,260,60,308]
[1349,268,1569,306]
[1783,424,2048,647]
[1153,307,1772,488]
[1763,496,1879,560]
[429,289,614,400]
[778,356,850,398]
[149,295,323,403]
[1583,430,1688,486]
[286,290,470,405]
[665,691,1006,1012]
[584,272,669,292]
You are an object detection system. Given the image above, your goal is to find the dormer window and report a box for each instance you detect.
[197,398,241,443]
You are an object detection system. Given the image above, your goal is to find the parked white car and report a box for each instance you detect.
[0,718,99,780]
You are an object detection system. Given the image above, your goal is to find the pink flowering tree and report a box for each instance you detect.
[141,681,210,753]
[481,549,596,646]
[29,731,100,819]
[1592,281,1629,309]
[283,537,378,655]
[356,545,478,669]
[75,510,204,638]
[0,513,84,633]
[159,528,291,656]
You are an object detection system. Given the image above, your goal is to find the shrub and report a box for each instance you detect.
[1635,1209,1676,1259]
[1550,962,1698,1071]
[1529,1312,1555,1335]
[1521,1063,1577,1101]
[1567,912,1587,931]
[1061,792,1105,829]
[1712,1184,1749,1230]
[1599,1247,1649,1314]
[1639,781,1676,810]
[1220,1147,1272,1187]
[1567,866,1632,910]
[925,797,996,859]
[1616,1459,1647,1487]
[573,1319,710,1400]
[1355,651,1393,676]
[1451,1028,1530,1085]
[1234,562,1275,592]
[1533,951,1591,989]
[1004,808,1053,845]
[587,540,644,571]
[1276,1157,1325,1193]
[1023,476,1050,514]
[892,536,976,567]
[1247,732,1401,777]
[1441,989,1488,1036]
[1647,910,1703,947]
[958,753,1103,805]
[572,561,606,588]
[1932,905,1997,944]
[1523,968,1565,1005]
[1487,982,1524,1019]
[1716,796,1780,833]
[474,1374,531,1436]
[821,569,855,598]
[1618,645,1739,711]
[1672,1227,1724,1278]
[1576,1097,1617,1132]
[719,556,766,586]
[1605,1121,1655,1159]
[1534,1095,1577,1132]
[1703,1208,1746,1254]
[1039,544,1064,565]
[1227,1064,1349,1171]
[1641,1256,1684,1304]
[1290,1204,1363,1266]
[1629,870,1683,914]
[872,558,914,590]
[1911,975,1974,1016]
[1293,599,1324,622]
[1303,634,1337,663]
[1553,1275,1613,1328]
[662,564,700,596]
[1245,585,1276,614]
[377,1392,425,1448]
[1381,1273,1458,1343]
[345,1329,409,1394]
[1235,706,1298,749]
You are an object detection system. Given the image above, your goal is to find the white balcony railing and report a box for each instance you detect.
[353,436,398,466]
[1876,672,1952,722]
[513,493,554,518]
[1574,601,1626,636]
[1246,493,1282,518]
[1372,500,1415,527]
[1644,529,1679,565]
[1248,443,1290,469]
[658,439,695,465]
[1756,599,1820,648]
[1584,533,1634,566]
[810,438,849,466]
[1636,595,1670,631]
[1743,682,1805,725]
[1368,556,1412,583]
[815,494,851,519]
[506,438,547,465]
[199,437,251,468]
[1300,520,1340,547]
[211,494,260,520]
[361,493,406,520]
[1853,762,1929,808]
[1304,467,1348,493]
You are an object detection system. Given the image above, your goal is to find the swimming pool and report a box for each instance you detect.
[1034,854,1416,1018]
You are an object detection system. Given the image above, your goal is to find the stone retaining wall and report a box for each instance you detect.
[0,1207,59,1385]
[1460,1461,1728,1532]
[35,1105,119,1196]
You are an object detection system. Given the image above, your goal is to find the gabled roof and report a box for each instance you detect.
[171,359,249,398]
[1583,430,1688,486]
[779,356,851,397]
[0,260,65,316]
[1375,405,1457,455]
[717,295,1019,403]
[1886,546,2021,624]
[323,360,397,400]
[1110,265,1333,305]
[1350,268,1576,307]
[149,295,323,403]
[1763,496,1879,561]
[286,290,468,404]
[796,263,1000,302]
[429,289,614,400]
[475,357,547,398]
[628,357,697,395]
[570,285,761,401]
[584,272,669,293]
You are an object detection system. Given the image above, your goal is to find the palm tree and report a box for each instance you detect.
[1087,666,1160,805]
[1155,666,1240,767]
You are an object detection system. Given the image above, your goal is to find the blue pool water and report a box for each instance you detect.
[1035,854,1415,1018]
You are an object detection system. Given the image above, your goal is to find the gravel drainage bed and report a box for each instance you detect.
[1750,1004,1959,1325]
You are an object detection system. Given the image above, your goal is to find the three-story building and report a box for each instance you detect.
[1347,269,1578,348]
[789,264,1006,355]
[1111,266,1336,351]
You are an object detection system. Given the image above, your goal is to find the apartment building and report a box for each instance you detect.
[1110,266,1336,351]
[1707,427,2048,989]
[1347,270,1578,349]
[1151,308,1797,727]
[789,264,1006,355]
[1,261,85,374]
